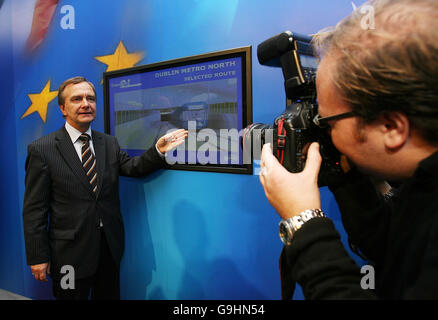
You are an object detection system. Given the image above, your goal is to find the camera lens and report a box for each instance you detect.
[242,123,273,160]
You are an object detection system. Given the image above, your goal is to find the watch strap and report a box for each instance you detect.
[279,209,325,245]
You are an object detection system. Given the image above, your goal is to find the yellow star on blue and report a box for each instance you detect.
[21,80,58,123]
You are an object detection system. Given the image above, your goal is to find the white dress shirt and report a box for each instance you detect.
[64,122,96,161]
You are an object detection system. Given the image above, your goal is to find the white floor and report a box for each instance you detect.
[0,289,30,300]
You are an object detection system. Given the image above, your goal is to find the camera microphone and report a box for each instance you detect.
[257,31,314,67]
[257,31,294,67]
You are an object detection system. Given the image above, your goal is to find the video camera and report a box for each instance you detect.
[243,31,343,186]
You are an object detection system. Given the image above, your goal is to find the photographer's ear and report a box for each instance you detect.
[380,112,410,150]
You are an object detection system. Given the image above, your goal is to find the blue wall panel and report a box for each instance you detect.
[120,171,280,299]
[0,0,26,297]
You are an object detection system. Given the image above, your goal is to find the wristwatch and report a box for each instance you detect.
[279,209,325,245]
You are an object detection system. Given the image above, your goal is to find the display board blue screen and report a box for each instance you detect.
[104,48,252,174]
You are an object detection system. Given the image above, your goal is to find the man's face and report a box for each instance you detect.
[316,55,384,177]
[59,82,96,132]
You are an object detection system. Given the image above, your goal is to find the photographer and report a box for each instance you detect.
[260,0,438,299]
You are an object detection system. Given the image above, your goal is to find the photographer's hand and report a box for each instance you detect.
[259,142,322,220]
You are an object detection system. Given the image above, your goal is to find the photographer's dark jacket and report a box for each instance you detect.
[281,151,438,299]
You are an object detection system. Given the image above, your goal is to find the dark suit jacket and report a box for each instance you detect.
[22,126,166,280]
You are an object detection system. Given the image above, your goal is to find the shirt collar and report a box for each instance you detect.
[64,122,92,144]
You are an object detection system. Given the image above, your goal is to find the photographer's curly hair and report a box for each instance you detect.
[313,0,438,144]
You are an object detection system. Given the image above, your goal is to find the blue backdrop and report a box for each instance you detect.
[0,0,367,300]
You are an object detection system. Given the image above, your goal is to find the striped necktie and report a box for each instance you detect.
[79,133,98,193]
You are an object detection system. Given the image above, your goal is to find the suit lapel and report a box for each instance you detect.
[92,130,105,199]
[55,126,96,197]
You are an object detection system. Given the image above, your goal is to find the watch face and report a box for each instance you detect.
[279,221,290,245]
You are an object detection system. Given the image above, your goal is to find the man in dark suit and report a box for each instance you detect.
[22,76,187,300]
